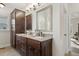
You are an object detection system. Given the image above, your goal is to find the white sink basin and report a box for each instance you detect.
[32,36,43,39]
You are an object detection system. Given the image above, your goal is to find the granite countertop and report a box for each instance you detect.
[16,34,52,42]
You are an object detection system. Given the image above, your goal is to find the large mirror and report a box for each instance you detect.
[36,5,52,32]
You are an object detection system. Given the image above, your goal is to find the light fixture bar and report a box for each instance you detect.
[0,3,5,8]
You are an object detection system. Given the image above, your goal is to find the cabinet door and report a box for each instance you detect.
[16,35,21,52]
[28,46,40,56]
[15,9,25,33]
[20,37,27,56]
[28,39,41,56]
[41,39,52,56]
[41,44,48,56]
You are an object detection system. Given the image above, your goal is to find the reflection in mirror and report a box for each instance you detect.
[70,15,79,55]
[36,5,52,32]
[71,17,79,40]
[25,14,32,34]
[26,14,32,30]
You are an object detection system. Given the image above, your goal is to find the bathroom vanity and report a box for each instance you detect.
[16,34,52,56]
[10,5,53,56]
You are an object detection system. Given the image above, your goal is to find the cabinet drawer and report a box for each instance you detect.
[28,39,40,48]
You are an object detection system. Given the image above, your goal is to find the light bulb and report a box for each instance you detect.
[0,3,5,8]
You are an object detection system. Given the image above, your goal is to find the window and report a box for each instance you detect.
[0,17,9,30]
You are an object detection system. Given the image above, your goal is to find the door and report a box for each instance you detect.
[63,4,70,55]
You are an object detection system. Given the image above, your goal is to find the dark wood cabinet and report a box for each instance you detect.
[41,40,52,56]
[16,35,28,56]
[26,14,32,30]
[16,36,21,52]
[20,37,27,56]
[10,9,25,48]
[16,35,52,56]
[28,39,41,56]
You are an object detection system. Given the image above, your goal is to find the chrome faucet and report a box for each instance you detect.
[35,30,43,36]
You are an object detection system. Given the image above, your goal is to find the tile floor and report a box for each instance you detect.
[0,46,79,56]
[71,51,79,56]
[0,47,20,56]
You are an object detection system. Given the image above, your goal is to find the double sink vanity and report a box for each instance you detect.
[10,5,53,56]
[16,33,52,56]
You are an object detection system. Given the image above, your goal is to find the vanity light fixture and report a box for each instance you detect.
[0,3,5,8]
[33,3,41,10]
[38,3,41,6]
[30,8,32,11]
[33,5,36,10]
[26,10,29,12]
[26,3,41,13]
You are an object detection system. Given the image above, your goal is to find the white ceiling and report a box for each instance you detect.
[0,3,31,17]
